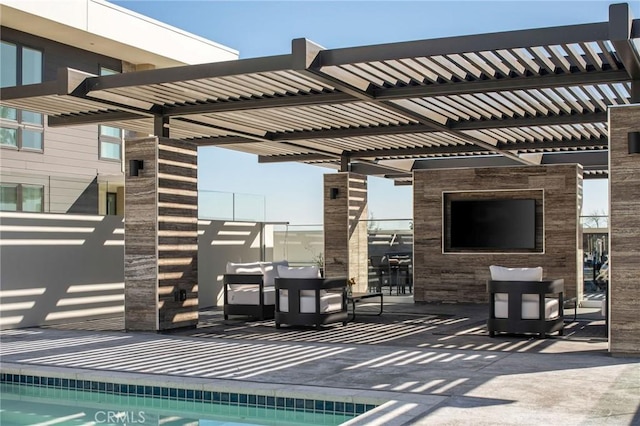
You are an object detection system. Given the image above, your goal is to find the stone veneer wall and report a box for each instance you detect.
[608,104,640,356]
[323,173,368,292]
[124,137,198,331]
[413,165,581,304]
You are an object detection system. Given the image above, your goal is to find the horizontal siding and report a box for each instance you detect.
[0,172,49,186]
[1,125,123,177]
[46,125,99,151]
[20,161,100,177]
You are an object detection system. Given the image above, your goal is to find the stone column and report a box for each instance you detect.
[608,104,640,356]
[124,136,198,331]
[323,173,368,292]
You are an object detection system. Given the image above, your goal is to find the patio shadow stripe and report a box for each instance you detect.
[15,339,357,380]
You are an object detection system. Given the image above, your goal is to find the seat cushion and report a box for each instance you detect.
[260,260,289,286]
[490,265,544,303]
[489,265,543,281]
[226,260,289,287]
[494,298,559,320]
[277,265,322,297]
[279,292,343,313]
[277,265,321,279]
[228,285,275,305]
[226,262,263,275]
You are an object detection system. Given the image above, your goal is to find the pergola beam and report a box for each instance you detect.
[162,92,355,116]
[609,3,640,80]
[258,153,336,163]
[257,136,608,163]
[350,162,412,177]
[540,150,608,167]
[501,137,608,151]
[172,117,343,160]
[266,112,606,142]
[85,54,293,92]
[48,110,149,127]
[317,22,611,67]
[373,70,630,100]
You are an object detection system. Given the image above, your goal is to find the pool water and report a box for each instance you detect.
[0,383,358,425]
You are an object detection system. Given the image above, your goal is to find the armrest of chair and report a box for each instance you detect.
[223,274,265,305]
[487,279,564,295]
[275,277,347,291]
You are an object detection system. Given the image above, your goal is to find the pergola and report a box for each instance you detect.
[3,4,638,183]
[2,3,639,355]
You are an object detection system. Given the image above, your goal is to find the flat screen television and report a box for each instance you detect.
[448,199,536,250]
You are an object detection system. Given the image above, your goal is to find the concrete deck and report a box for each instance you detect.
[1,297,638,425]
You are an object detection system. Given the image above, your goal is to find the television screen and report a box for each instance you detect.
[449,199,536,250]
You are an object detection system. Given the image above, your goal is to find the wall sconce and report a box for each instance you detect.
[129,159,144,177]
[330,187,339,199]
[628,132,640,154]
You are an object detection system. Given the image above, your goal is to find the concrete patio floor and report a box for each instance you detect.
[1,297,638,425]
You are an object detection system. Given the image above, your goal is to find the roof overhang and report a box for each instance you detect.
[0,0,238,67]
[2,2,639,184]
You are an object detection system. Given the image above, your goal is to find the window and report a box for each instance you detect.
[0,41,43,151]
[0,184,18,211]
[0,184,44,212]
[99,124,123,160]
[99,67,123,161]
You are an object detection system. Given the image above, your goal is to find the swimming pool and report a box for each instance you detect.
[1,373,375,425]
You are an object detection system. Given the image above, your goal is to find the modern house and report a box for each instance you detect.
[0,0,237,215]
[0,0,240,329]
[1,0,639,358]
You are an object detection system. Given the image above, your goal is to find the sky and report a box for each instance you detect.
[113,0,626,224]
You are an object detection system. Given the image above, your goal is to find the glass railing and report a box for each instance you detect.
[270,224,324,267]
[580,215,608,229]
[198,190,265,221]
[1,170,267,221]
[580,214,608,303]
[360,219,413,293]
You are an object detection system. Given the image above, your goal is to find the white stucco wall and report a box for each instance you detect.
[0,0,238,67]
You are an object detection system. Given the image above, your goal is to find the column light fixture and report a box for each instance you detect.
[628,132,640,154]
[129,159,144,176]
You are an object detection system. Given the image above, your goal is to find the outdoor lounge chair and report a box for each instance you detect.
[368,255,389,292]
[275,266,348,329]
[223,260,288,320]
[487,265,564,338]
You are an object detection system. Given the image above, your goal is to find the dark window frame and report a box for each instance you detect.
[0,183,45,212]
[0,40,44,152]
[98,67,124,161]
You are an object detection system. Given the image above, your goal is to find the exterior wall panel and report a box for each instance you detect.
[324,173,368,292]
[0,213,125,329]
[124,137,158,331]
[123,137,198,331]
[413,165,581,304]
[608,104,640,356]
